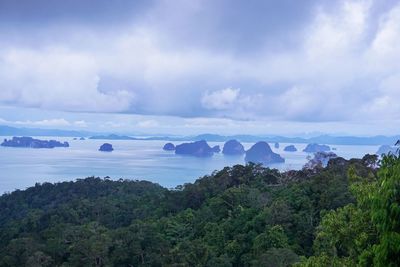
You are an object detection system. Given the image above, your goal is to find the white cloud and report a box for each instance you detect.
[362,73,400,118]
[184,117,238,128]
[136,120,159,128]
[101,121,126,128]
[14,118,71,127]
[74,120,88,127]
[201,88,240,110]
[367,3,400,71]
[305,0,370,60]
[279,86,318,119]
[0,47,135,112]
[0,117,90,128]
[0,0,399,127]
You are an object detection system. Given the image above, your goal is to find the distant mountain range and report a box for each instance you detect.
[1,125,399,146]
[189,134,400,146]
[0,125,93,137]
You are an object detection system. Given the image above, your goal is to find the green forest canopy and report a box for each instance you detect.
[0,153,399,266]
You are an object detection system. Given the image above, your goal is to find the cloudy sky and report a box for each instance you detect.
[0,0,399,136]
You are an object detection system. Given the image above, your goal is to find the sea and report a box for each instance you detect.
[0,137,380,194]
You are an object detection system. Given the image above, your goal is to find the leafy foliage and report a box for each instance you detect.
[298,153,400,267]
[0,154,398,266]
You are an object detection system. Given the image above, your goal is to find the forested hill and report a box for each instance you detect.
[0,154,399,266]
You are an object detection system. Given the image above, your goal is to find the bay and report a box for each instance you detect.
[0,137,379,194]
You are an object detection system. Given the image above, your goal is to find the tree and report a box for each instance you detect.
[252,225,289,254]
[371,153,400,267]
[299,153,400,266]
[255,248,299,267]
[0,156,384,266]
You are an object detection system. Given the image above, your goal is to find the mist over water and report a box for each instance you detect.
[0,137,379,194]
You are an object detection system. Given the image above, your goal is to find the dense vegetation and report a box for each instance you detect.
[0,153,399,266]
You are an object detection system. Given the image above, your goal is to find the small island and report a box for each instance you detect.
[274,142,279,149]
[175,140,214,157]
[284,145,297,152]
[304,151,338,169]
[212,145,221,153]
[245,141,285,165]
[303,143,331,153]
[222,139,245,155]
[1,137,69,149]
[376,145,397,156]
[99,143,114,152]
[163,143,175,151]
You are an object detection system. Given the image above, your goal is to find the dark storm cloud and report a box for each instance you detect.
[0,0,399,124]
[144,0,327,53]
[0,0,154,26]
[0,0,327,52]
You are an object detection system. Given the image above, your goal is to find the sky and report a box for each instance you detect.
[0,0,399,136]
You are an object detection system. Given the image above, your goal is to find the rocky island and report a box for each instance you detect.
[212,145,221,153]
[376,145,397,155]
[303,143,331,153]
[274,142,279,149]
[304,151,338,169]
[99,143,114,152]
[163,143,175,151]
[222,139,245,155]
[175,140,214,157]
[284,145,297,152]
[245,141,285,165]
[1,137,69,148]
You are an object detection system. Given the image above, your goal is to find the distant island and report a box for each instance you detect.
[284,145,297,152]
[1,137,69,149]
[376,145,397,155]
[163,143,175,151]
[222,139,245,155]
[99,143,114,152]
[0,125,93,137]
[303,143,331,153]
[1,125,400,146]
[245,141,285,165]
[175,140,214,157]
[191,133,400,146]
[304,151,338,169]
[212,145,221,153]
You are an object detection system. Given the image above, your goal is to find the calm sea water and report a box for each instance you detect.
[0,137,379,194]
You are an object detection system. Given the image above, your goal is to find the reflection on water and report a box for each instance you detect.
[0,137,379,193]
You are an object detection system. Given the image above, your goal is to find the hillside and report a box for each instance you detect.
[0,154,398,266]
